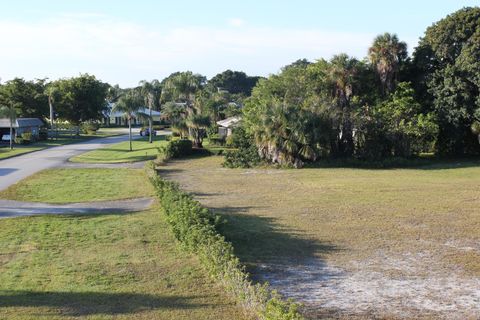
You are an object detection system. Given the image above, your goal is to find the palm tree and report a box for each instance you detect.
[0,103,17,150]
[162,72,204,115]
[368,33,407,95]
[328,54,359,157]
[111,90,149,151]
[139,80,162,143]
[186,114,210,148]
[45,85,58,138]
[252,102,319,168]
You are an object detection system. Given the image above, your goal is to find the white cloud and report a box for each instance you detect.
[227,18,246,27]
[0,14,392,87]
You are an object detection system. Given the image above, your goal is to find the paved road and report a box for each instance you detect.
[0,197,154,218]
[0,132,136,192]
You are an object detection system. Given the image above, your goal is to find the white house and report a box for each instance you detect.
[216,116,241,138]
[103,105,162,126]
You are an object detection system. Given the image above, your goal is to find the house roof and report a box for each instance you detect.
[216,116,241,128]
[108,107,162,118]
[0,118,44,128]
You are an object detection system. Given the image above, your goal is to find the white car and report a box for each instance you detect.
[1,134,11,141]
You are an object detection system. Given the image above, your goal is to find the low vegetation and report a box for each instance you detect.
[0,168,152,203]
[70,136,168,163]
[146,162,303,320]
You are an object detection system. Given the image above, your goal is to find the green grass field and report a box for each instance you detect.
[0,167,247,319]
[0,129,123,160]
[161,156,480,318]
[70,136,168,163]
[0,168,153,203]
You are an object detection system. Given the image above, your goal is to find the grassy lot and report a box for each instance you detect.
[0,168,153,203]
[160,156,480,318]
[70,136,168,163]
[0,167,247,319]
[0,129,123,160]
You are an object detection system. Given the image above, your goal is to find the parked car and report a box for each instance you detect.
[140,128,157,136]
[1,134,11,142]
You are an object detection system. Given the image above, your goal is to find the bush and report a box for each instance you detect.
[145,162,303,320]
[223,127,261,168]
[159,139,193,160]
[21,132,33,143]
[14,137,26,145]
[81,121,100,134]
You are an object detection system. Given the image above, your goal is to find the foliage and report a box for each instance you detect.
[414,7,480,155]
[145,162,304,320]
[208,70,262,95]
[368,33,408,95]
[20,132,33,143]
[374,82,438,156]
[159,139,194,160]
[0,78,48,119]
[47,74,109,124]
[80,121,100,134]
[223,127,261,168]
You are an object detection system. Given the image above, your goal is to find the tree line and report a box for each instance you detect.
[1,7,479,166]
[238,7,480,167]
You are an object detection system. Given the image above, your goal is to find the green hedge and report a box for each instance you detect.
[145,161,303,320]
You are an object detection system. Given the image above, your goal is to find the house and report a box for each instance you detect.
[0,118,44,140]
[103,105,162,126]
[216,116,241,138]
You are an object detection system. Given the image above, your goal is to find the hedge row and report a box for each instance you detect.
[145,161,303,320]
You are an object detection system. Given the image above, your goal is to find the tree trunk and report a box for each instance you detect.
[128,118,132,151]
[9,118,13,150]
[149,104,153,144]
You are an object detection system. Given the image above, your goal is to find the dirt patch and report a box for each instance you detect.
[256,252,480,319]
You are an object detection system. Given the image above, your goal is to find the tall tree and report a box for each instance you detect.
[327,54,361,157]
[51,74,109,124]
[111,90,149,151]
[0,78,48,119]
[368,33,408,95]
[139,79,162,143]
[414,7,480,155]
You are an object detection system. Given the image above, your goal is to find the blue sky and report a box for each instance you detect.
[0,0,478,86]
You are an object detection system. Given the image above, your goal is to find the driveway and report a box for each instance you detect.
[0,132,137,192]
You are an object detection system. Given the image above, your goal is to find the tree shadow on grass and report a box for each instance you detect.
[0,290,209,316]
[210,206,339,279]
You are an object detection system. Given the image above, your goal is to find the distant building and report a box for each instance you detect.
[0,118,44,140]
[103,105,162,126]
[216,116,241,138]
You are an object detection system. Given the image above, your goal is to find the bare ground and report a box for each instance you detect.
[159,156,480,319]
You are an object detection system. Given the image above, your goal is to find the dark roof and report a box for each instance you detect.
[0,118,44,128]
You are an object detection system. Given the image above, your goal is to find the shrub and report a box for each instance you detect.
[223,127,261,168]
[21,132,33,143]
[14,137,26,145]
[81,121,100,134]
[159,139,193,160]
[145,162,303,320]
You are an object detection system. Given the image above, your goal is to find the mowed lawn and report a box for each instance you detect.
[160,156,480,319]
[0,168,153,203]
[70,135,168,163]
[0,168,247,319]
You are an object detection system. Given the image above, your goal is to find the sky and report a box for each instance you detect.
[0,0,478,87]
